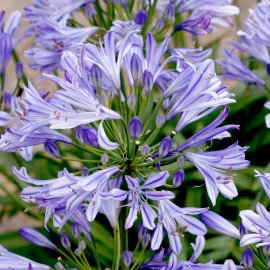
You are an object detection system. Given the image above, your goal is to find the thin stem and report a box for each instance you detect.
[56,248,81,269]
[62,157,100,163]
[113,224,121,270]
[81,250,93,270]
[130,248,145,270]
[90,238,101,270]
[68,249,86,269]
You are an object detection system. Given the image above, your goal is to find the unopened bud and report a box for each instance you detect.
[101,153,109,165]
[173,169,184,188]
[177,156,185,168]
[78,240,86,250]
[163,98,170,110]
[129,116,142,140]
[164,4,175,23]
[44,140,61,159]
[91,64,102,94]
[142,70,153,96]
[60,232,71,251]
[141,144,150,156]
[138,221,147,241]
[156,18,165,31]
[72,223,81,241]
[107,86,115,101]
[16,62,23,80]
[242,248,254,270]
[156,114,165,129]
[74,248,81,256]
[263,245,270,257]
[142,233,151,249]
[130,53,142,86]
[81,166,89,176]
[127,93,136,111]
[98,94,105,105]
[55,262,64,270]
[135,9,147,25]
[122,251,133,268]
[82,126,99,148]
[159,136,172,158]
[74,125,84,144]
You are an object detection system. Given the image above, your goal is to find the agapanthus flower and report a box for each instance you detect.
[216,47,265,87]
[0,245,50,269]
[24,15,98,73]
[24,0,94,21]
[0,10,22,75]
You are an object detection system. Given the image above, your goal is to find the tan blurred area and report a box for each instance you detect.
[0,0,258,233]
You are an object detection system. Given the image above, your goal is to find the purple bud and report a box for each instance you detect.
[135,9,147,25]
[164,4,175,23]
[74,125,84,144]
[142,70,153,96]
[156,18,165,31]
[16,62,23,80]
[55,262,64,270]
[138,221,148,241]
[163,98,170,110]
[267,64,270,77]
[159,136,172,158]
[107,86,115,101]
[19,227,56,250]
[98,93,105,105]
[130,53,142,86]
[72,223,81,241]
[173,169,184,188]
[242,248,254,270]
[239,222,248,238]
[122,251,133,268]
[129,116,142,139]
[60,232,71,251]
[127,93,136,111]
[91,64,102,94]
[3,92,12,110]
[101,153,109,165]
[156,114,165,128]
[177,156,185,168]
[142,233,151,249]
[78,240,86,250]
[44,140,61,159]
[83,4,96,19]
[263,245,270,257]
[81,166,89,176]
[82,126,99,148]
[74,248,81,256]
[141,144,150,156]
[0,33,12,76]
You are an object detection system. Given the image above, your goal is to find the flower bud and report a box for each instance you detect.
[83,4,97,19]
[82,126,99,148]
[0,33,12,76]
[101,153,109,165]
[239,222,248,238]
[81,166,89,176]
[74,125,84,144]
[98,94,105,105]
[164,4,175,23]
[138,221,148,241]
[177,156,185,168]
[74,248,81,256]
[122,251,133,268]
[173,169,184,188]
[91,64,102,94]
[127,93,136,111]
[44,140,61,159]
[107,86,115,101]
[129,116,142,140]
[163,98,170,110]
[78,240,86,250]
[156,114,165,129]
[3,92,12,110]
[142,70,153,96]
[263,245,270,257]
[19,227,56,250]
[72,223,81,241]
[156,18,165,31]
[16,62,23,80]
[242,248,254,270]
[60,232,71,251]
[130,53,142,86]
[55,262,64,270]
[135,9,147,25]
[159,136,172,158]
[141,144,150,156]
[267,64,270,77]
[142,233,151,249]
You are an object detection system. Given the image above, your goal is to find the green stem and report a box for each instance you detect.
[62,157,100,163]
[113,224,121,270]
[56,248,81,269]
[141,0,157,35]
[81,250,93,270]
[90,238,101,270]
[130,248,145,270]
